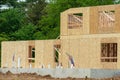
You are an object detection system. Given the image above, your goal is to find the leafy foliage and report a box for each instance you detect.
[25,0,47,25]
[0,0,18,7]
[13,23,36,40]
[0,8,26,35]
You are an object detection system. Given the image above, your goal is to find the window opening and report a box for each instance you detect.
[54,44,61,63]
[98,10,115,30]
[68,13,83,29]
[28,46,35,63]
[101,43,117,62]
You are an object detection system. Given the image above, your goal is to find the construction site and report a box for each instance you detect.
[1,4,120,79]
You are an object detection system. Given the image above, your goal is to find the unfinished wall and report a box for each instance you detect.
[35,40,60,68]
[2,4,120,70]
[61,37,102,69]
[60,33,120,69]
[1,40,59,68]
[1,41,28,68]
[60,7,90,36]
[61,4,120,36]
[90,5,120,34]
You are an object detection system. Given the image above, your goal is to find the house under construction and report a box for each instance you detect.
[1,4,120,69]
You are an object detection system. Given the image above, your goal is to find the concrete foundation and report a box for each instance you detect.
[0,68,120,78]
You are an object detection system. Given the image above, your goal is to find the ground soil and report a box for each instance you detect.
[0,71,120,80]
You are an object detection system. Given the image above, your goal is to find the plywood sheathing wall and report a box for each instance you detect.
[117,38,120,69]
[35,40,56,68]
[60,12,68,36]
[61,4,120,35]
[90,5,120,34]
[89,6,98,34]
[79,38,101,69]
[101,38,117,69]
[60,33,120,69]
[1,41,28,68]
[61,37,101,68]
[115,5,120,33]
[35,40,44,68]
[60,7,90,36]
[61,38,69,68]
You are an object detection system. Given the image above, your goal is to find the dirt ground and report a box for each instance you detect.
[0,71,120,80]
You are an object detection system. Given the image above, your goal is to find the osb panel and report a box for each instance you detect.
[60,12,68,36]
[79,38,101,69]
[98,5,116,33]
[101,37,117,43]
[83,7,90,34]
[98,27,115,34]
[61,7,90,36]
[115,5,120,33]
[44,40,55,68]
[61,39,70,68]
[69,39,79,68]
[67,7,90,35]
[16,41,28,68]
[117,38,120,69]
[61,38,103,69]
[81,33,120,38]
[35,40,44,68]
[65,8,84,14]
[54,40,61,45]
[61,33,120,40]
[28,41,35,47]
[1,41,28,68]
[90,5,120,34]
[68,29,82,35]
[1,42,13,68]
[100,38,118,69]
[101,63,117,69]
[98,5,115,11]
[90,6,99,34]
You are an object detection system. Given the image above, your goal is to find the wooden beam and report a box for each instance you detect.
[102,11,115,21]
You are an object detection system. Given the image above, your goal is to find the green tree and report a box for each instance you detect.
[26,0,47,25]
[0,0,17,7]
[13,23,36,40]
[0,8,26,35]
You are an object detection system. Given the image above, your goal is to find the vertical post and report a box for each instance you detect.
[17,57,21,68]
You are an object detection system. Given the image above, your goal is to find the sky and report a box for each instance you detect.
[17,0,26,2]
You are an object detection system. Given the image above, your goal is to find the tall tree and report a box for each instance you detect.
[0,0,17,7]
[0,8,26,36]
[13,23,36,40]
[26,0,47,25]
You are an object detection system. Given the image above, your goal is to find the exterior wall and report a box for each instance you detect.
[90,5,120,34]
[1,41,28,68]
[60,33,120,69]
[60,7,90,36]
[61,4,120,36]
[2,4,120,69]
[35,40,58,68]
[1,40,59,68]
